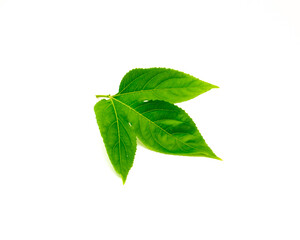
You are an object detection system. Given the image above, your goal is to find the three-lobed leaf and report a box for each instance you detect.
[94,68,220,183]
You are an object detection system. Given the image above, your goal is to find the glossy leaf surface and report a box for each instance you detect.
[115,68,218,103]
[113,98,220,159]
[94,68,220,183]
[94,99,137,183]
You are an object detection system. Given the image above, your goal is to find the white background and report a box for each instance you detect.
[1,0,300,239]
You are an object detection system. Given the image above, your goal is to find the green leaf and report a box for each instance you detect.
[112,98,220,160]
[94,99,137,183]
[94,67,221,183]
[114,68,218,104]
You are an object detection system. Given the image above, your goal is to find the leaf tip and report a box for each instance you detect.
[210,153,222,161]
[210,83,219,89]
[121,174,128,185]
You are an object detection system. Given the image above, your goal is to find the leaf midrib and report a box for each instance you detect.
[112,97,203,153]
[114,86,203,98]
[110,98,122,172]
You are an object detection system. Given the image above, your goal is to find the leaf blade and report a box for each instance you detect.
[94,99,137,183]
[113,98,220,160]
[115,68,218,103]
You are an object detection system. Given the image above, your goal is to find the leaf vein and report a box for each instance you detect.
[153,77,186,89]
[112,97,202,152]
[110,98,122,171]
[140,71,167,90]
[119,71,149,94]
[114,86,201,97]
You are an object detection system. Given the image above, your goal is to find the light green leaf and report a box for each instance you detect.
[112,98,220,160]
[94,99,137,183]
[114,68,218,104]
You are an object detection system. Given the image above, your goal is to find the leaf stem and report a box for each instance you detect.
[96,94,110,98]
